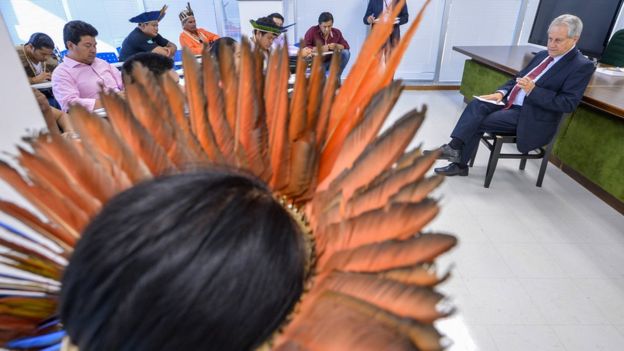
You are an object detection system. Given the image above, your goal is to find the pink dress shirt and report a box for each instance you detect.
[52,56,123,111]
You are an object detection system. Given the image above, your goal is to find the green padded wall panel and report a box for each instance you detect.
[459,60,511,101]
[554,106,624,201]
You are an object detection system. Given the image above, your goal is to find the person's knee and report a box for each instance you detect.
[340,50,350,64]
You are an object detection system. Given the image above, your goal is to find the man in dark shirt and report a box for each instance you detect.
[119,5,177,61]
[302,12,350,77]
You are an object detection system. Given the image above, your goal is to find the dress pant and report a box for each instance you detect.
[450,99,521,165]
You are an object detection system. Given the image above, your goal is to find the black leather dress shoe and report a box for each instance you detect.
[423,144,461,163]
[434,163,469,176]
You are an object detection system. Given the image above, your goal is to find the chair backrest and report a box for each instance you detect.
[116,47,122,55]
[96,52,119,63]
[600,29,624,67]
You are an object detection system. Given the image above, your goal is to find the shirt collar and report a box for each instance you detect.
[551,46,575,63]
[62,56,87,68]
[317,25,333,39]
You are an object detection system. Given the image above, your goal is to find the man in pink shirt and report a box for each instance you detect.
[52,20,123,112]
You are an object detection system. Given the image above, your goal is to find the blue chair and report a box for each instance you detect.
[58,49,68,59]
[116,47,122,55]
[173,50,183,62]
[96,52,119,63]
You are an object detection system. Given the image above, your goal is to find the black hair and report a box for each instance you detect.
[26,32,55,50]
[268,12,284,23]
[318,12,334,24]
[254,16,280,36]
[60,169,306,351]
[210,37,237,61]
[63,20,98,49]
[121,52,174,77]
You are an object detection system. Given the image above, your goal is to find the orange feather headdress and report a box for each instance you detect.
[0,0,457,349]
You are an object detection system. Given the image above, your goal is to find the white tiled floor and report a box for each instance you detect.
[389,91,624,351]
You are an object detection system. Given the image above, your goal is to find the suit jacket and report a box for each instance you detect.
[363,0,409,26]
[498,48,594,152]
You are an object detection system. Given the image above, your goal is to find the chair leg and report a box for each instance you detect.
[537,144,555,187]
[469,141,479,167]
[484,137,503,188]
[519,154,528,170]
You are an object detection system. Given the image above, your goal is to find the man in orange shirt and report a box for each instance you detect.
[178,3,219,55]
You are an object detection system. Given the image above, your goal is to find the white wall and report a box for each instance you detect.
[238,0,283,38]
[0,0,68,51]
[0,14,47,224]
[438,0,524,82]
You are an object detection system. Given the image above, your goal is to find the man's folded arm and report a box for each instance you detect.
[525,62,595,113]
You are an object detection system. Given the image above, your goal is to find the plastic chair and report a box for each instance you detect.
[96,52,119,63]
[173,50,183,62]
[116,47,122,55]
[600,29,624,67]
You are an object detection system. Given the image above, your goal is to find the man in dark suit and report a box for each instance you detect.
[363,0,409,50]
[430,14,595,176]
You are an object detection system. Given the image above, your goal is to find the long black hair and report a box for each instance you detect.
[210,36,237,61]
[60,169,307,350]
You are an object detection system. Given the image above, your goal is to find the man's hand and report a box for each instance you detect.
[301,47,313,57]
[478,92,504,102]
[367,15,375,24]
[152,46,170,57]
[516,76,536,94]
[327,43,336,51]
[31,72,51,84]
[33,88,51,113]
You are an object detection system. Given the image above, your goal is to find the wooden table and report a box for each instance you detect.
[453,45,624,119]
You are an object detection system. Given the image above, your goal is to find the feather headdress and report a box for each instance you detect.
[0,0,457,349]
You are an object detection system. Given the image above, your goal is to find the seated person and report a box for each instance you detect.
[60,170,306,350]
[249,17,284,58]
[426,14,595,177]
[302,12,350,76]
[33,88,77,138]
[52,21,123,112]
[210,37,240,69]
[16,32,58,84]
[119,5,177,61]
[121,52,179,84]
[178,2,219,55]
[268,12,286,49]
